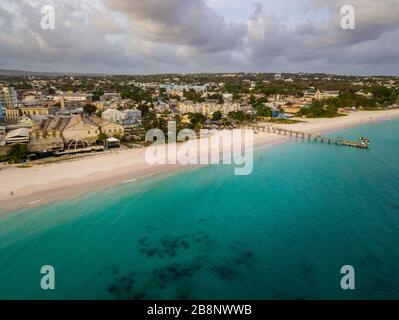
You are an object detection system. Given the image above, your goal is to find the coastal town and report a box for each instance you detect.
[0,72,398,163]
[2,0,399,303]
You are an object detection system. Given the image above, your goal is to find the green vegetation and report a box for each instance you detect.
[183,89,204,103]
[92,90,104,102]
[211,111,223,121]
[228,111,254,123]
[83,104,97,115]
[121,86,153,103]
[2,144,28,164]
[207,93,224,104]
[269,118,304,124]
[97,133,108,141]
[188,113,207,132]
[143,111,167,134]
[298,100,342,118]
[299,86,399,118]
[256,105,272,118]
[137,105,151,118]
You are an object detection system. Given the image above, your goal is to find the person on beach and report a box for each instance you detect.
[10,191,14,196]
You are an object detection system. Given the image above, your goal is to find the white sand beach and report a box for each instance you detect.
[1,109,399,213]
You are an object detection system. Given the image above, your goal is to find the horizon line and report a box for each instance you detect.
[0,68,398,78]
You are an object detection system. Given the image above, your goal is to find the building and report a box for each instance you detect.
[304,89,340,100]
[0,100,4,121]
[102,109,125,123]
[0,87,18,108]
[283,105,302,114]
[18,115,34,126]
[93,101,107,111]
[62,114,100,143]
[90,116,124,138]
[102,108,142,125]
[4,128,30,144]
[29,114,123,152]
[123,109,142,121]
[105,137,121,149]
[101,93,122,102]
[5,106,53,122]
[29,117,69,153]
[0,125,6,146]
[53,92,92,103]
[177,102,241,116]
[223,94,233,102]
[0,125,5,137]
[158,84,208,94]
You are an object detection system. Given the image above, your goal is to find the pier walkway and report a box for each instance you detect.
[247,125,370,149]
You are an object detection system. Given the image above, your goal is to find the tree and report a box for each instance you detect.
[83,104,97,115]
[188,113,207,132]
[183,89,204,103]
[92,90,104,102]
[298,99,340,118]
[3,144,28,163]
[212,111,223,121]
[228,111,245,123]
[208,93,224,104]
[137,105,150,118]
[189,113,207,126]
[97,133,108,141]
[256,106,272,118]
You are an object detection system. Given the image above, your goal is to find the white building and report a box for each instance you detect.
[102,109,125,123]
[304,89,340,100]
[0,87,18,108]
[177,102,242,116]
[102,108,142,124]
[223,94,233,102]
[124,109,142,121]
[53,93,92,103]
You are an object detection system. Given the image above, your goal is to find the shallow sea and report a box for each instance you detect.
[0,119,399,299]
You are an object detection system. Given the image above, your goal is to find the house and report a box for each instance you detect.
[90,116,124,138]
[283,105,302,114]
[177,101,241,116]
[29,117,69,153]
[53,93,92,103]
[304,89,340,100]
[102,108,142,125]
[62,114,100,143]
[102,109,125,123]
[101,93,122,102]
[5,106,53,122]
[123,109,142,123]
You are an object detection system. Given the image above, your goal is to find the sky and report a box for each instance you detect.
[0,0,398,75]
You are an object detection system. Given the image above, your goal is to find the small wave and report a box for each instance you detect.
[121,179,137,184]
[29,199,43,205]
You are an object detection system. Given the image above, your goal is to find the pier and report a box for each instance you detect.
[247,125,370,149]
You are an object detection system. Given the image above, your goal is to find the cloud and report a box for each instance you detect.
[89,13,124,34]
[105,0,247,53]
[0,0,398,75]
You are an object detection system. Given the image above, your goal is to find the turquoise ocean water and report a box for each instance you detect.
[0,118,399,300]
